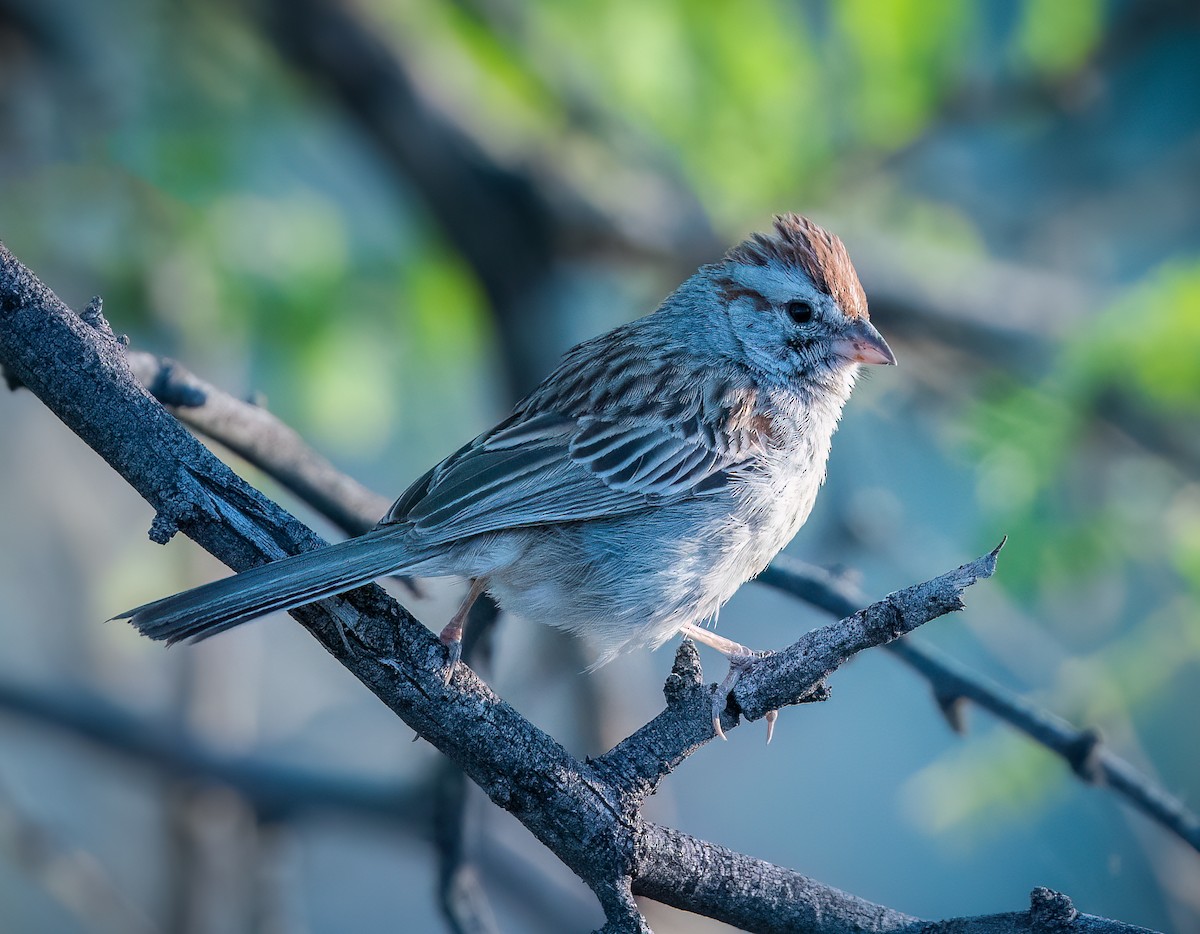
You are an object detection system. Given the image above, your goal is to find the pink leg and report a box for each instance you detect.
[440,578,487,685]
[679,623,778,744]
[679,624,754,657]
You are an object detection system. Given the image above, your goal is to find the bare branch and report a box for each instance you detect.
[635,829,1157,934]
[0,243,1151,931]
[595,547,999,805]
[735,545,1002,722]
[760,557,1200,855]
[634,824,918,934]
[117,343,1193,856]
[0,679,430,826]
[0,241,634,924]
[112,341,1179,851]
[0,678,589,931]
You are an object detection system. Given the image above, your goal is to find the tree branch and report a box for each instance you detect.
[1,240,635,924]
[0,243,1150,931]
[0,678,429,826]
[0,677,590,932]
[635,829,1156,934]
[594,547,1000,805]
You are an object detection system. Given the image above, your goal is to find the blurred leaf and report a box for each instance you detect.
[901,728,1068,838]
[833,0,974,149]
[967,260,1200,596]
[1071,262,1200,416]
[299,323,400,457]
[1013,0,1104,75]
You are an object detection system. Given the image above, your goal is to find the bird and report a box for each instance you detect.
[117,213,895,741]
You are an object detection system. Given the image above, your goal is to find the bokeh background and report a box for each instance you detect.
[2,0,1199,931]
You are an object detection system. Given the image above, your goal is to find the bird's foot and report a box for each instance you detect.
[677,623,778,743]
[440,635,462,686]
[711,649,778,744]
[437,577,483,686]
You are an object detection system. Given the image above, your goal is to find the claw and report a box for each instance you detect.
[436,578,483,687]
[712,653,755,740]
[441,637,462,686]
[712,698,728,741]
[677,624,779,743]
[713,650,779,744]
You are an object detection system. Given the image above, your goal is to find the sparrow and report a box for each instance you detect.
[118,213,895,741]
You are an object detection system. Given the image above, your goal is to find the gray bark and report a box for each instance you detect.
[0,242,1156,932]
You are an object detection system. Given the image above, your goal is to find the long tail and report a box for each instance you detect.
[114,528,419,644]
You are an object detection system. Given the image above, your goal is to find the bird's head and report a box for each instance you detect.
[712,213,895,389]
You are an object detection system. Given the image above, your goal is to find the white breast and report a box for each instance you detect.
[727,381,846,580]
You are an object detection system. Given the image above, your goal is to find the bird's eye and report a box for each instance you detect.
[784,300,814,325]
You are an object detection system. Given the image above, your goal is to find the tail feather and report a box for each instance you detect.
[114,529,416,644]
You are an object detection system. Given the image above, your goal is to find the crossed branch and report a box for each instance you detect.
[0,243,1160,932]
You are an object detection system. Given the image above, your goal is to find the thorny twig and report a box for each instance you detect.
[760,559,1200,855]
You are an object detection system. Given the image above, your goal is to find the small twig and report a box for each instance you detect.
[759,556,1200,856]
[125,351,390,536]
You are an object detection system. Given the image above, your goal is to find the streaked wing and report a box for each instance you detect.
[567,419,729,495]
[381,411,750,546]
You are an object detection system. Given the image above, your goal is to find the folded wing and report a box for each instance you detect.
[382,409,757,545]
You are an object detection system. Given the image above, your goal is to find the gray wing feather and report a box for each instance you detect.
[380,410,753,546]
[407,444,564,529]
